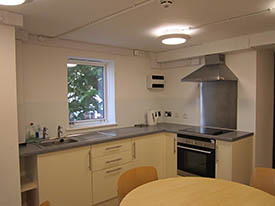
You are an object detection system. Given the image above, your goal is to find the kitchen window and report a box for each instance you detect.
[67,57,116,129]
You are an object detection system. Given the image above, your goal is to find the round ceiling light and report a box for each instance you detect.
[0,0,25,6]
[159,34,190,45]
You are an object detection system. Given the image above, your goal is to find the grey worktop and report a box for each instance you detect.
[19,123,253,157]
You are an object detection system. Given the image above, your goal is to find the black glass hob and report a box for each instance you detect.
[180,127,232,136]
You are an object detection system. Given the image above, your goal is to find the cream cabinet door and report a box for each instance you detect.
[216,136,253,185]
[216,140,233,181]
[133,133,166,178]
[37,146,92,206]
[164,133,177,178]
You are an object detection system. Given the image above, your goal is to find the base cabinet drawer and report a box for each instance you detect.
[92,163,132,204]
[92,139,132,158]
[92,150,132,172]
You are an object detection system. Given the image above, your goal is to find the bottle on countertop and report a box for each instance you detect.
[28,122,36,138]
[36,124,42,138]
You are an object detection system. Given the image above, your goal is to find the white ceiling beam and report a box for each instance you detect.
[156,36,251,62]
[250,30,275,48]
[17,34,139,57]
[0,10,23,27]
[156,29,275,63]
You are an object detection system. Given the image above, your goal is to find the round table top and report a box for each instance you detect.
[120,177,275,206]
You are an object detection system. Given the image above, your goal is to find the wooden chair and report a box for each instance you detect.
[250,167,275,196]
[117,166,158,202]
[40,201,50,206]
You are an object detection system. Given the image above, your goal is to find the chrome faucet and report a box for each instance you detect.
[57,125,63,138]
[42,127,48,139]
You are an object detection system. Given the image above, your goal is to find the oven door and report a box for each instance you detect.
[177,142,215,178]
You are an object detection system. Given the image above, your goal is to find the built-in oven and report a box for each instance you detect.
[177,134,216,178]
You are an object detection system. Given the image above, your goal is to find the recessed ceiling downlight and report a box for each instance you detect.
[160,34,190,45]
[0,0,25,5]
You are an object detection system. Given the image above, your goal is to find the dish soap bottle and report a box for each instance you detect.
[28,122,36,138]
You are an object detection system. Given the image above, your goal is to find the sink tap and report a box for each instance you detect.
[42,127,48,139]
[57,125,63,138]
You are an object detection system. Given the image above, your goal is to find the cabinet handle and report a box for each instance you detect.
[88,151,92,171]
[174,138,176,154]
[105,145,122,151]
[106,167,122,174]
[216,145,219,163]
[105,158,122,164]
[177,145,212,154]
[133,142,136,159]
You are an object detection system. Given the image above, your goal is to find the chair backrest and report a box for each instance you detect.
[117,166,158,202]
[250,167,275,196]
[40,201,50,206]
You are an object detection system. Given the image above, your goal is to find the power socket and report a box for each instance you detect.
[165,111,172,117]
[183,113,188,119]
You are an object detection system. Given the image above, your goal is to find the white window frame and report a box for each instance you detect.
[67,57,116,129]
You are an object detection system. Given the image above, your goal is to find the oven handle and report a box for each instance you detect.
[177,145,212,154]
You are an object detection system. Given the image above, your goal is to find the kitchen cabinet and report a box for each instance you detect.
[22,129,253,206]
[37,146,92,206]
[132,133,166,179]
[91,139,132,205]
[91,138,132,158]
[93,163,132,204]
[20,155,39,206]
[216,135,253,184]
[164,133,177,177]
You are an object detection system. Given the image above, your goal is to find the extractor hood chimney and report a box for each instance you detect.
[181,54,238,82]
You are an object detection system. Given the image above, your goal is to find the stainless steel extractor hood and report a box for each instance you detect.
[181,54,238,82]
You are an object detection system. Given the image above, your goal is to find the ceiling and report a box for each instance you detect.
[2,0,275,52]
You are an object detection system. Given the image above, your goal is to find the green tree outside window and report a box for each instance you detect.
[67,64,104,123]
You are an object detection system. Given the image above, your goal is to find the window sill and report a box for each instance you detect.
[66,122,117,132]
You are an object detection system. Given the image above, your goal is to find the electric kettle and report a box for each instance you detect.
[147,111,158,125]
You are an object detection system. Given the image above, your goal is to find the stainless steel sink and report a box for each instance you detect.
[97,131,117,137]
[39,138,78,147]
[71,132,112,141]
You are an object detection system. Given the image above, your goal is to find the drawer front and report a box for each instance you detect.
[92,163,132,204]
[92,150,132,172]
[92,139,132,158]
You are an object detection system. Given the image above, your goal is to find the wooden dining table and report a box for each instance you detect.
[120,177,275,206]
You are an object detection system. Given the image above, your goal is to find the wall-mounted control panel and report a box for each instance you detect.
[147,74,165,90]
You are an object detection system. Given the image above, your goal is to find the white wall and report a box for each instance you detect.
[17,42,161,139]
[160,49,275,168]
[17,41,274,168]
[255,50,274,167]
[0,24,21,206]
[158,66,201,125]
[159,50,258,132]
[226,50,257,132]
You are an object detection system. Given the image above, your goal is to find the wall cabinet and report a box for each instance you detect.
[37,146,92,206]
[216,136,253,184]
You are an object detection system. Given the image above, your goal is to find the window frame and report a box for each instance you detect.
[67,59,108,127]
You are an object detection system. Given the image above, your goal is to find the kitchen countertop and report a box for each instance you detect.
[19,123,253,157]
